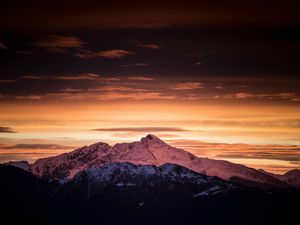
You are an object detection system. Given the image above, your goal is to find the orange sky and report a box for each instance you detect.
[0,1,299,174]
[1,97,300,174]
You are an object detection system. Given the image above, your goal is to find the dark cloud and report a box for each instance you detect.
[20,75,43,80]
[0,127,17,133]
[137,43,160,49]
[0,1,299,32]
[0,2,299,103]
[0,80,16,83]
[2,76,300,103]
[122,63,150,67]
[90,85,148,92]
[218,92,298,101]
[46,91,175,100]
[91,127,188,132]
[34,36,134,59]
[53,73,101,80]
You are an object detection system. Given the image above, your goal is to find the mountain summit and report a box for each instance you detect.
[30,134,290,188]
[140,134,166,144]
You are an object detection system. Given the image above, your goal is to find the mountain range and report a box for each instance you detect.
[7,134,295,189]
[2,135,300,225]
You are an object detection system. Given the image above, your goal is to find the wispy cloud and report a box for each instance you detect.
[35,35,84,53]
[73,49,95,59]
[91,127,187,132]
[35,36,134,59]
[91,85,148,92]
[47,91,175,101]
[54,73,100,80]
[20,75,43,80]
[4,75,300,104]
[137,43,160,49]
[171,82,203,90]
[60,88,84,92]
[53,73,121,81]
[122,63,150,67]
[218,92,297,100]
[214,85,223,89]
[75,49,135,59]
[181,119,300,128]
[127,76,154,81]
[169,139,300,164]
[0,127,17,133]
[15,95,43,100]
[95,49,134,59]
[0,41,8,49]
[2,143,72,150]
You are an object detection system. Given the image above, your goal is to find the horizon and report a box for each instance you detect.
[1,133,299,174]
[1,1,300,174]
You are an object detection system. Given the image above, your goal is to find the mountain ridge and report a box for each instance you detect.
[9,134,297,188]
[58,162,235,200]
[2,163,300,225]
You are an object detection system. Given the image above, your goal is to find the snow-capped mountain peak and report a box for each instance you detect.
[28,134,291,188]
[140,134,167,145]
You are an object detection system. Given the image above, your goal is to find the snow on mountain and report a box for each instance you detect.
[4,161,30,172]
[30,142,111,179]
[62,162,234,199]
[30,134,289,188]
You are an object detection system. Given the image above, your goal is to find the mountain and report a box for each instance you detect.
[30,134,289,189]
[1,163,300,225]
[58,162,235,200]
[280,169,300,187]
[0,164,43,225]
[4,160,30,172]
[260,169,300,187]
[53,164,300,225]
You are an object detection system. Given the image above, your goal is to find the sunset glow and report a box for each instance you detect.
[1,0,300,174]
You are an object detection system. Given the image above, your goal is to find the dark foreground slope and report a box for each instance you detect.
[0,164,43,224]
[0,163,299,225]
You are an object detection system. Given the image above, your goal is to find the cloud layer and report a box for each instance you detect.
[3,74,299,103]
[91,127,187,132]
[0,127,17,133]
[2,143,70,150]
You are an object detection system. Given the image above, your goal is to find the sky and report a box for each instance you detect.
[0,0,300,174]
